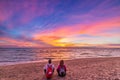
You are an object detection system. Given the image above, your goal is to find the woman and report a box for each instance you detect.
[57,60,66,77]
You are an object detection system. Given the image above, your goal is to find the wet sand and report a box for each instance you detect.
[0,57,120,80]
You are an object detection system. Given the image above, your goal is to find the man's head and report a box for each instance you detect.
[48,59,51,64]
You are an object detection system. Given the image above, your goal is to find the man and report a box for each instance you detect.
[44,59,55,79]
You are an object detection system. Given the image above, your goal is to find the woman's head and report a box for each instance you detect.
[60,60,64,66]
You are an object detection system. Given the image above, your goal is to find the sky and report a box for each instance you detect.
[0,0,120,48]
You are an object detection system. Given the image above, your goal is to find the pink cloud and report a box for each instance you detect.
[68,1,120,24]
[0,4,13,22]
[0,0,59,24]
[84,17,120,35]
[33,16,120,38]
[0,36,52,47]
[19,0,59,24]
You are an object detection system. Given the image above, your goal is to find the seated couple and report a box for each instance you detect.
[44,59,66,79]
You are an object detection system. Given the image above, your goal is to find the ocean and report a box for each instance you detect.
[0,47,120,65]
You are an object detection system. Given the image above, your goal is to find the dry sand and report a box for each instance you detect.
[0,57,120,80]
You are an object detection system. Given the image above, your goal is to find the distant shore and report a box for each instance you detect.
[0,57,120,80]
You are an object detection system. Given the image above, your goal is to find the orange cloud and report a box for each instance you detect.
[33,35,63,46]
[33,17,120,47]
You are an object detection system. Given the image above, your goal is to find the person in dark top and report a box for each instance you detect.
[57,60,66,77]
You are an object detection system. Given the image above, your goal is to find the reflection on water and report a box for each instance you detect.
[0,47,120,65]
[36,51,73,60]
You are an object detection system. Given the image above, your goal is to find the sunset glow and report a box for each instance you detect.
[0,0,120,47]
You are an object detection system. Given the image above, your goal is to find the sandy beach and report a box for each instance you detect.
[0,57,120,80]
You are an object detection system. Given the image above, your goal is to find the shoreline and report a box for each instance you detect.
[0,56,119,66]
[0,57,120,80]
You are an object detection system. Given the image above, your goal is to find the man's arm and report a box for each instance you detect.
[43,64,47,73]
[44,69,46,73]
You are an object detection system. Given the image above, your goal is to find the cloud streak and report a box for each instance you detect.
[0,0,120,47]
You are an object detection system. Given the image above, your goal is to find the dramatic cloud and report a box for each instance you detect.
[0,0,120,47]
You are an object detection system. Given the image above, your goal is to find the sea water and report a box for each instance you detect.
[0,47,120,65]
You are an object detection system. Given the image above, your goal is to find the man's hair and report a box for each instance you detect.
[48,59,51,64]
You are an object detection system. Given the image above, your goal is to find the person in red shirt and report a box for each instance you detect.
[44,59,55,79]
[57,60,66,77]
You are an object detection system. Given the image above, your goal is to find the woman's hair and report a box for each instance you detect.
[60,60,64,65]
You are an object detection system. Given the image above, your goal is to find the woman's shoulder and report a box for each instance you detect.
[63,65,66,68]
